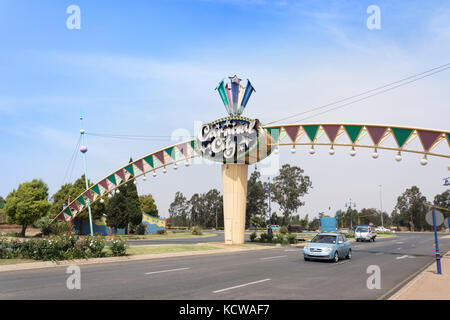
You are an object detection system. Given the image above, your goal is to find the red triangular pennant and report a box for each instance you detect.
[322,125,340,143]
[417,130,441,152]
[366,126,387,145]
[283,126,300,143]
[134,159,144,172]
[154,151,165,164]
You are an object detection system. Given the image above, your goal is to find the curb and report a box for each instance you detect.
[378,248,450,300]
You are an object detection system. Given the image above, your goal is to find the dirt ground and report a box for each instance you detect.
[0,225,41,237]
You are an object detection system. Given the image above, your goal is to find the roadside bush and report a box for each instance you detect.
[279,226,288,235]
[343,232,354,239]
[250,232,257,242]
[110,238,127,256]
[156,229,166,235]
[287,234,297,244]
[49,221,71,236]
[273,234,285,244]
[259,232,268,243]
[191,226,203,235]
[135,223,147,235]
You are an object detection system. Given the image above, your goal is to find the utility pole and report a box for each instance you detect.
[266,177,271,224]
[379,185,384,227]
[80,113,94,236]
[344,198,357,231]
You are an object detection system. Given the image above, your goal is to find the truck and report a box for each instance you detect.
[355,225,377,242]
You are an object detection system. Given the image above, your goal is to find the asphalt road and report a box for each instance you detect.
[1,233,449,299]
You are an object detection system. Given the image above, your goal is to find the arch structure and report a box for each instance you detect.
[51,123,449,224]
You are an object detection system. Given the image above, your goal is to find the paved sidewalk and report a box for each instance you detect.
[389,251,450,300]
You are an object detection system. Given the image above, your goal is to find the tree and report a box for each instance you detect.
[50,175,106,234]
[392,186,428,231]
[434,190,450,210]
[168,192,189,227]
[139,194,159,217]
[308,217,319,231]
[5,179,51,236]
[246,170,267,228]
[270,164,312,225]
[106,184,129,233]
[204,189,222,229]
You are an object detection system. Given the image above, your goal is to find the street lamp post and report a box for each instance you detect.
[266,177,271,225]
[344,199,357,230]
[379,185,384,227]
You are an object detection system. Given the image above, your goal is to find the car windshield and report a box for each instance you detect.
[357,228,369,232]
[311,235,336,244]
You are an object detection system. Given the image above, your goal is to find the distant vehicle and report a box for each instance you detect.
[288,225,303,233]
[355,225,377,242]
[269,225,280,232]
[341,228,350,233]
[376,227,391,233]
[303,233,351,262]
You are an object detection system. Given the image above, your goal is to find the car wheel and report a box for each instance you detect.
[346,249,352,259]
[304,257,309,261]
[373,237,376,242]
[333,251,339,263]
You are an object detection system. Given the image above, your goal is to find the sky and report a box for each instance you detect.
[0,0,449,220]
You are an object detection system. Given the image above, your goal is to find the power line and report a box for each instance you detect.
[266,62,450,125]
[294,65,450,122]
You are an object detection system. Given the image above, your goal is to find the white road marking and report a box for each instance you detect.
[396,255,408,260]
[397,247,402,250]
[213,279,271,293]
[396,242,404,244]
[145,267,190,275]
[284,249,299,252]
[260,255,287,260]
[375,252,384,256]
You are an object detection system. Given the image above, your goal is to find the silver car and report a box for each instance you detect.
[303,233,352,262]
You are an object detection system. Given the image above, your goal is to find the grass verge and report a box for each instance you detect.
[127,244,223,255]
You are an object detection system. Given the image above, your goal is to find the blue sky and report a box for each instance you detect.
[1,0,449,218]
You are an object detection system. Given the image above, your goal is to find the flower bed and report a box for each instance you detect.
[0,235,127,261]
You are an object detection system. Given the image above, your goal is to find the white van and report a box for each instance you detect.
[355,226,376,242]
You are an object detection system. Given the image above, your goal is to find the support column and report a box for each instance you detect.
[222,163,248,244]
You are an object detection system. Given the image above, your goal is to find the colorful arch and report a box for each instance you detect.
[51,123,449,223]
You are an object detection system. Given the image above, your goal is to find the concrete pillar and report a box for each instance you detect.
[222,163,248,244]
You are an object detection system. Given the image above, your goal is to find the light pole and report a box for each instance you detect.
[80,113,94,236]
[379,185,384,227]
[265,177,271,225]
[344,199,357,230]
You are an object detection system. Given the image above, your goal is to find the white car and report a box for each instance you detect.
[376,227,391,233]
[355,226,377,242]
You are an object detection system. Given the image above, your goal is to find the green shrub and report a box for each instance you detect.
[273,234,284,244]
[279,226,288,235]
[50,221,71,236]
[191,226,203,235]
[259,232,268,243]
[250,232,257,242]
[135,223,146,235]
[110,238,127,256]
[343,232,354,238]
[287,234,297,244]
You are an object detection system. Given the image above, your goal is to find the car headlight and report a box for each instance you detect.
[324,247,333,252]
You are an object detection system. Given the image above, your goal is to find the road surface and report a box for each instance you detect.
[1,233,449,299]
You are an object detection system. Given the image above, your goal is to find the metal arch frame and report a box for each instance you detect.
[262,123,450,158]
[50,139,199,224]
[50,123,449,225]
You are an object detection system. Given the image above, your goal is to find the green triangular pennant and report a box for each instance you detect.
[392,128,413,148]
[77,196,85,206]
[125,164,134,176]
[143,155,154,168]
[107,174,117,186]
[267,127,281,142]
[91,184,101,196]
[344,125,363,143]
[303,125,319,142]
[190,140,195,151]
[165,147,176,160]
[64,207,72,217]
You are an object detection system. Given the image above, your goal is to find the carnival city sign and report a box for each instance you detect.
[197,75,272,164]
